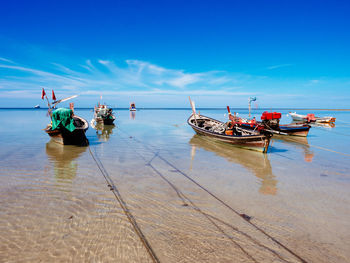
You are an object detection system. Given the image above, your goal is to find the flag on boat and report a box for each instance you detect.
[41,88,46,99]
[52,90,56,101]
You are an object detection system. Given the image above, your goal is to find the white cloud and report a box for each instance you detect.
[0,57,14,63]
[2,58,348,108]
[266,64,292,70]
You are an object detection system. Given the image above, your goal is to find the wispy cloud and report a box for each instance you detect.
[0,57,14,63]
[1,57,348,108]
[266,64,292,70]
[0,58,252,100]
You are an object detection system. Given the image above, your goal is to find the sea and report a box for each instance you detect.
[0,108,349,262]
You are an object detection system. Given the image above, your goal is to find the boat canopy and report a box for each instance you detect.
[51,108,76,132]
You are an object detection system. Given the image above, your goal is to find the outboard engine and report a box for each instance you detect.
[261,111,282,129]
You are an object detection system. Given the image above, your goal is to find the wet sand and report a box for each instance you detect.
[0,109,349,262]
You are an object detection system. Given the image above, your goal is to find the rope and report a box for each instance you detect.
[278,136,350,157]
[118,128,308,263]
[118,135,290,262]
[87,144,160,263]
[311,125,350,138]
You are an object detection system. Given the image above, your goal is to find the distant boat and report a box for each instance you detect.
[34,105,40,109]
[129,102,136,111]
[289,112,336,124]
[93,104,116,125]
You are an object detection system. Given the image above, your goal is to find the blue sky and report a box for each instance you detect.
[0,0,349,108]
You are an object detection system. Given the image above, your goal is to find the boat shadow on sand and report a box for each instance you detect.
[189,135,277,195]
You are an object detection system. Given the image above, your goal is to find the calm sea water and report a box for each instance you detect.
[0,108,349,262]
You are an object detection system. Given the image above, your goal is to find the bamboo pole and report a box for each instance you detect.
[188,96,198,126]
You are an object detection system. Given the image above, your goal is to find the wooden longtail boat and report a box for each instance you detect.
[41,90,89,146]
[187,114,271,153]
[45,112,89,146]
[94,104,116,125]
[239,122,310,137]
[229,109,311,137]
[289,112,336,124]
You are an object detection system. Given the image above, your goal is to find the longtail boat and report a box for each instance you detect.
[41,89,89,146]
[130,102,136,111]
[94,103,115,125]
[289,112,336,124]
[187,98,271,153]
[228,107,311,137]
[45,108,89,146]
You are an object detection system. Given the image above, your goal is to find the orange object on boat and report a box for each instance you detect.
[225,130,233,135]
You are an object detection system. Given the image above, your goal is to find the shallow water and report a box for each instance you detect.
[0,108,349,262]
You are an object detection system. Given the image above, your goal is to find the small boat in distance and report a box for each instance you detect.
[129,102,136,111]
[187,97,271,153]
[93,103,116,125]
[34,104,40,109]
[289,112,336,124]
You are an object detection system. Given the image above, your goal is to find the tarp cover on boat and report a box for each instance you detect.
[51,108,76,132]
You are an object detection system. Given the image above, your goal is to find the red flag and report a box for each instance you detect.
[52,90,56,101]
[41,88,46,100]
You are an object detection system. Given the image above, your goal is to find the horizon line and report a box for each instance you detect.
[1,107,349,111]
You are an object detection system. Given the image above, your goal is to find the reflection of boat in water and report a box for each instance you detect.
[93,123,115,142]
[272,135,314,163]
[310,122,335,128]
[46,140,87,183]
[189,135,277,195]
[130,110,136,120]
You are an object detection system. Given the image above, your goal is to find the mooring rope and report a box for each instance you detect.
[277,135,350,157]
[120,136,290,262]
[117,128,308,263]
[142,150,261,262]
[87,144,160,263]
[311,125,350,138]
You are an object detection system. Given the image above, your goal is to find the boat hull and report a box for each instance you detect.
[279,125,310,136]
[103,117,115,125]
[188,115,271,153]
[45,116,89,146]
[289,112,336,124]
[95,116,115,125]
[240,123,310,137]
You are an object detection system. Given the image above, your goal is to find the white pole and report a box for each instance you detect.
[188,96,198,126]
